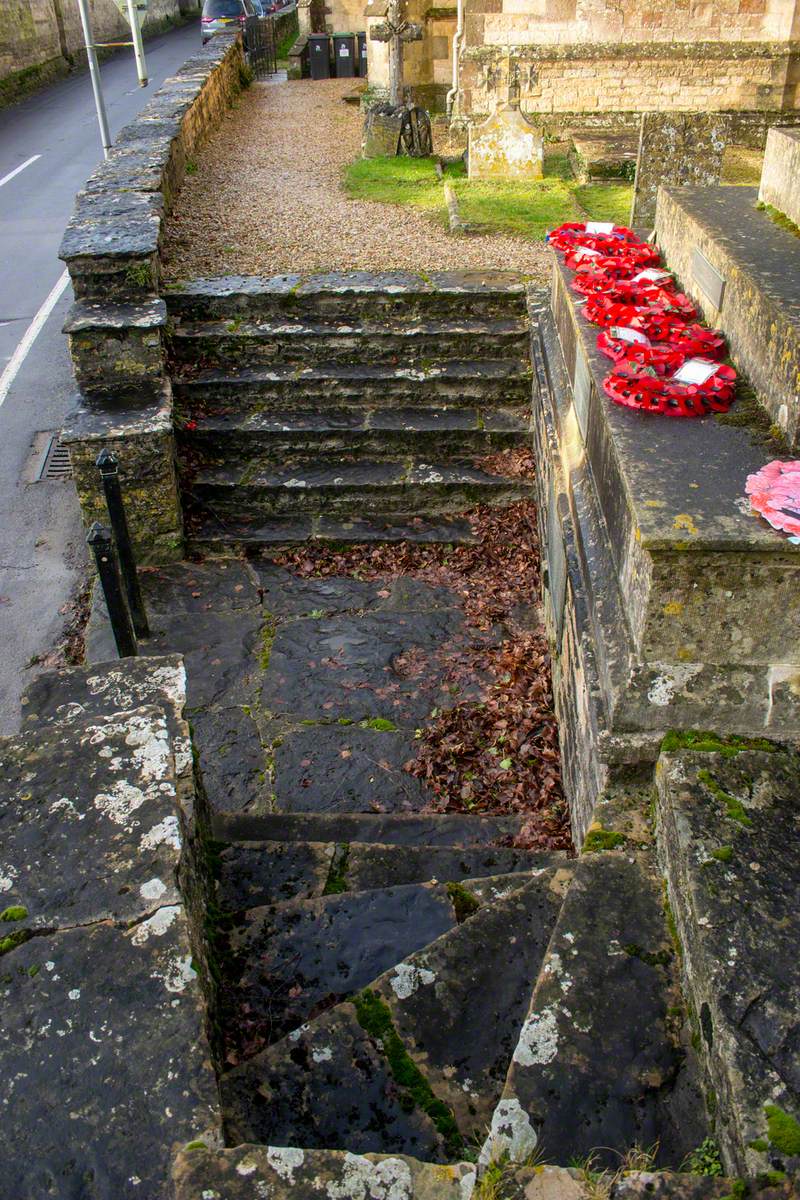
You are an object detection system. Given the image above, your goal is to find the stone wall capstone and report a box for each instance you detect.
[59,33,246,564]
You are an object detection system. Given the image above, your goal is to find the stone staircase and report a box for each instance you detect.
[164,271,535,549]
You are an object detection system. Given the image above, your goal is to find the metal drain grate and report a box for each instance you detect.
[38,435,72,481]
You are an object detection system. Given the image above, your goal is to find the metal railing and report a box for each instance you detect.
[87,450,150,659]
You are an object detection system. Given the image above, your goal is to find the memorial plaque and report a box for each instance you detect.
[573,349,591,440]
[692,249,726,310]
[546,479,567,645]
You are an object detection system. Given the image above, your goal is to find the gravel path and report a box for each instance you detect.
[162,78,551,280]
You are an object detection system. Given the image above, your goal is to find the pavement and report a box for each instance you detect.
[0,20,202,737]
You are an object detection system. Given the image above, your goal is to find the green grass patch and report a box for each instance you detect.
[354,988,463,1155]
[342,153,633,241]
[575,184,633,226]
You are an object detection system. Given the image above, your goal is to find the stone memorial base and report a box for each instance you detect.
[656,185,800,451]
[531,262,800,840]
[467,105,543,181]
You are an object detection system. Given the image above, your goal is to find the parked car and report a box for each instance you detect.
[201,0,257,45]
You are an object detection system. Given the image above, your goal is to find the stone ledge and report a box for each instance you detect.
[63,297,168,335]
[655,185,800,450]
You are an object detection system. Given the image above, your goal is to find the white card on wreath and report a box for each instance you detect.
[585,221,615,235]
[610,326,649,345]
[672,359,720,385]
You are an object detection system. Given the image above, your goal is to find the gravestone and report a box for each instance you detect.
[630,112,727,228]
[468,104,544,181]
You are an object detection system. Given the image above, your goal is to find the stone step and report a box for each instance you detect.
[188,459,532,519]
[220,873,568,1156]
[221,875,526,1054]
[483,849,707,1171]
[172,1144,476,1200]
[164,270,528,324]
[188,511,478,552]
[208,808,525,846]
[172,359,532,413]
[179,405,530,462]
[217,839,566,910]
[169,315,529,368]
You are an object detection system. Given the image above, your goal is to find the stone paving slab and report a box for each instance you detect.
[260,608,472,727]
[225,882,460,1047]
[486,850,706,1170]
[254,564,457,620]
[139,559,259,614]
[221,1002,449,1160]
[191,704,268,818]
[370,870,571,1142]
[173,1144,475,1200]
[0,705,182,932]
[656,743,800,1176]
[273,724,428,815]
[1,911,218,1200]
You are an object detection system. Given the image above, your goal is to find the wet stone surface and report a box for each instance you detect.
[492,850,706,1170]
[1,915,217,1200]
[261,609,471,727]
[216,840,336,910]
[224,882,459,1051]
[221,1002,450,1160]
[371,871,571,1142]
[273,724,428,814]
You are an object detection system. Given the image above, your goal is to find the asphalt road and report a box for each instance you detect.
[0,20,202,736]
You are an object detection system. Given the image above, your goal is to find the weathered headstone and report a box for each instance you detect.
[630,111,727,228]
[467,103,543,181]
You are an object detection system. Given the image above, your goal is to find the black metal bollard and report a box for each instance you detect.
[96,449,149,638]
[86,523,138,659]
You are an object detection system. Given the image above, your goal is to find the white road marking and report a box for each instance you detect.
[0,155,41,190]
[0,270,70,410]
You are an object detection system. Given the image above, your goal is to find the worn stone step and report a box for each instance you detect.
[188,511,478,552]
[179,405,530,461]
[483,849,707,1171]
[173,359,532,412]
[172,1144,476,1200]
[220,873,568,1156]
[208,807,525,845]
[188,459,532,518]
[169,315,529,368]
[216,839,567,910]
[222,876,522,1053]
[221,1001,452,1160]
[165,270,528,324]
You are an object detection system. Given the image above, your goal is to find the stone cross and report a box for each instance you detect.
[369,0,423,108]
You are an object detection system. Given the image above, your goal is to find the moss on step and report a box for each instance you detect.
[354,988,463,1157]
[661,729,777,757]
[696,770,753,828]
[446,881,480,923]
[582,825,626,853]
[0,906,28,922]
[764,1104,800,1156]
[322,844,350,895]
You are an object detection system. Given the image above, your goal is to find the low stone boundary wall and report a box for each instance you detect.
[59,33,246,564]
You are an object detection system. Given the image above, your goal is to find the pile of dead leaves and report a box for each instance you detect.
[407,629,570,851]
[270,490,570,850]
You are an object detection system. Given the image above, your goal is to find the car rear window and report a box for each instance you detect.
[202,0,242,17]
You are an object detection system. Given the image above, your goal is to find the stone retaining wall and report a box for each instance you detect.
[59,33,246,564]
[0,0,201,107]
